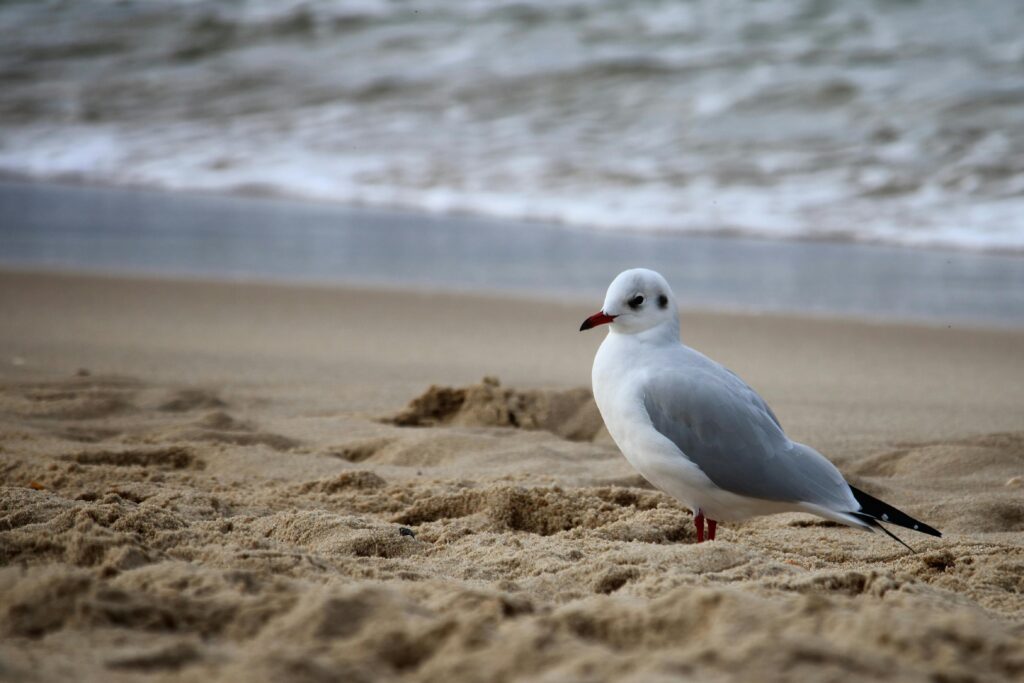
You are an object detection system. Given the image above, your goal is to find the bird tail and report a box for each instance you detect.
[847,485,941,552]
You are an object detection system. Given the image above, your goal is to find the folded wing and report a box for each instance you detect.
[642,357,856,512]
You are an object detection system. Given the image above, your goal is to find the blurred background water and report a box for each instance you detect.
[2,0,1024,251]
[4,180,1024,327]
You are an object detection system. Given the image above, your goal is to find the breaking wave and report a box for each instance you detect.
[2,0,1023,251]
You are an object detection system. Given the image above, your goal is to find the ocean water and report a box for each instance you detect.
[1,0,1023,251]
[3,181,1024,327]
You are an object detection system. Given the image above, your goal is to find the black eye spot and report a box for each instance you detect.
[628,295,644,309]
[658,294,668,309]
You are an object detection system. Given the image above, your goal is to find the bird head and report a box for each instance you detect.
[580,268,679,335]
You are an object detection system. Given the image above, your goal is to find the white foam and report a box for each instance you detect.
[2,0,1023,252]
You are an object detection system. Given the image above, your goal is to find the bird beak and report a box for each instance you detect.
[579,311,616,331]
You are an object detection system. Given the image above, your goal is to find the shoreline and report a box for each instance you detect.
[3,262,1023,335]
[3,180,1024,329]
[4,174,1024,258]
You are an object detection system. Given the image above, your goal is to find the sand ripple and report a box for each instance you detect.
[1,374,1022,682]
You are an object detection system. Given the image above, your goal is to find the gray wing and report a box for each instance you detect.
[642,354,853,510]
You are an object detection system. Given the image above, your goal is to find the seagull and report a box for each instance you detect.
[580,268,940,548]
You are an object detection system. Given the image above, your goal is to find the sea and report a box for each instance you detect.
[1,1,1024,326]
[3,180,1024,328]
[1,0,1023,250]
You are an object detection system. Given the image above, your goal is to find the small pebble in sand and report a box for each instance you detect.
[76,368,91,377]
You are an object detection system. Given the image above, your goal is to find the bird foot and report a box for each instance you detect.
[694,511,718,543]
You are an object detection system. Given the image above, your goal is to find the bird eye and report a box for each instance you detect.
[628,295,644,309]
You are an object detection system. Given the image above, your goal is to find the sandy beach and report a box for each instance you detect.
[1,269,1023,682]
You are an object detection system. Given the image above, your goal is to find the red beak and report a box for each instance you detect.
[579,311,616,331]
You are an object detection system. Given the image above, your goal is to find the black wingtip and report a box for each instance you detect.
[853,512,916,552]
[849,485,941,538]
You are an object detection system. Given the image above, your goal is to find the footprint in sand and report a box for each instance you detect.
[158,388,227,412]
[853,432,1024,481]
[0,375,139,421]
[65,446,202,470]
[151,387,301,452]
[174,410,301,452]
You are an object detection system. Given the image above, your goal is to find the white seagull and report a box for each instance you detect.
[580,268,940,548]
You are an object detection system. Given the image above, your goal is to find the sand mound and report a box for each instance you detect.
[384,377,606,442]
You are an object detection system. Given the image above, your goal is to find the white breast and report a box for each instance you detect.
[592,333,710,507]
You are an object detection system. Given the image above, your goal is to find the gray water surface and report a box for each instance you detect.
[2,1,1024,250]
[1,181,1023,327]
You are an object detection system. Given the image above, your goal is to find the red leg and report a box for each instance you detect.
[694,510,705,543]
[707,519,717,541]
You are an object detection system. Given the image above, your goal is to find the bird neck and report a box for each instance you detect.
[611,318,681,346]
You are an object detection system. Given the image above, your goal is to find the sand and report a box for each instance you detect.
[1,269,1022,683]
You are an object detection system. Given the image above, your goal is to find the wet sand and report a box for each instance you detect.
[1,270,1022,682]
